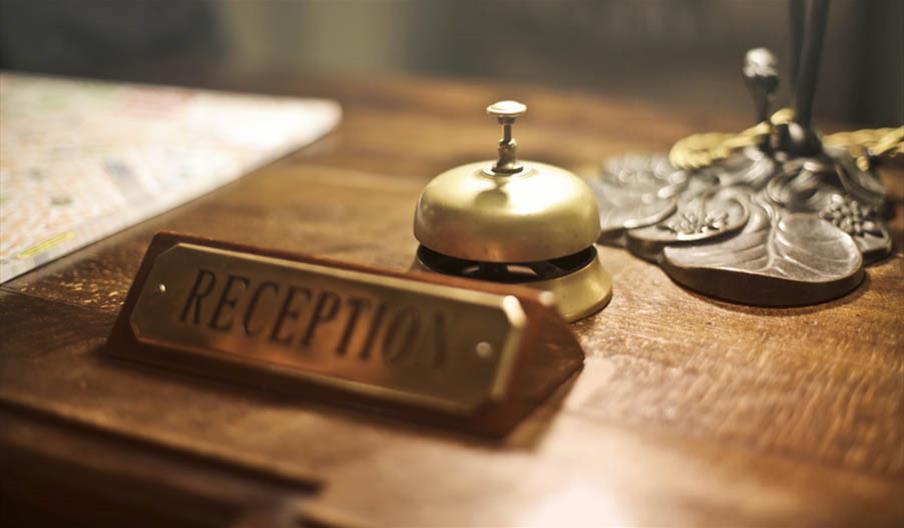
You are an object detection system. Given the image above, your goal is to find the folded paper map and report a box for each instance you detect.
[0,73,341,283]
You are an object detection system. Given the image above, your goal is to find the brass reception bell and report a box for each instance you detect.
[413,101,612,321]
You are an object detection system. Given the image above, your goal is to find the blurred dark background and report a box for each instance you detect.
[1,0,901,127]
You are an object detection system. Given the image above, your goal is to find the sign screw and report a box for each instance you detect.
[475,341,494,359]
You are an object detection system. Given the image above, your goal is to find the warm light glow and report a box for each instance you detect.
[520,483,624,527]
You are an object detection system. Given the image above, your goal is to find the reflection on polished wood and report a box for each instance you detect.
[1,74,903,526]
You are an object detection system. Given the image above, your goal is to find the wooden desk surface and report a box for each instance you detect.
[2,75,902,527]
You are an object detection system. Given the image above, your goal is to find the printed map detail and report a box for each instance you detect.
[0,73,341,283]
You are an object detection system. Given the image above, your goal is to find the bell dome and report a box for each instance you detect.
[414,161,601,263]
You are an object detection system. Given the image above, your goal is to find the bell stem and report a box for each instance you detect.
[486,100,527,173]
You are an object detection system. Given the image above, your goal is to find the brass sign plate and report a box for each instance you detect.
[107,233,584,436]
[131,243,524,414]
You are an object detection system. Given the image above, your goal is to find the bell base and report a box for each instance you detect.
[414,246,612,322]
[529,253,612,322]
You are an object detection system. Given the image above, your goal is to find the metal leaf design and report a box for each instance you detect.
[626,191,749,261]
[594,145,891,306]
[704,147,778,189]
[590,154,686,241]
[818,194,892,263]
[661,197,863,306]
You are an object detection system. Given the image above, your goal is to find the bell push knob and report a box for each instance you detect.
[487,100,527,174]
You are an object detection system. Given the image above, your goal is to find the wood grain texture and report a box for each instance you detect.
[1,74,903,526]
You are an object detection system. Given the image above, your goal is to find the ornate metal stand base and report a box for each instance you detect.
[592,147,892,306]
[592,18,900,308]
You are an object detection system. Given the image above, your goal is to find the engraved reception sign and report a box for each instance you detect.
[107,233,584,436]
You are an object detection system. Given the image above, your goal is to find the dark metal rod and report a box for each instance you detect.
[789,0,805,88]
[794,0,830,127]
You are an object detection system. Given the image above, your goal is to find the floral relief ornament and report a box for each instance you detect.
[590,40,901,306]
